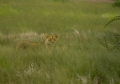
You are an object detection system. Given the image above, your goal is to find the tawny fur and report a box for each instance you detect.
[16,40,40,50]
[17,35,57,50]
[41,35,57,48]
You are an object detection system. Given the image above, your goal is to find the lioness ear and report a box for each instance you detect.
[47,35,50,38]
[55,35,57,38]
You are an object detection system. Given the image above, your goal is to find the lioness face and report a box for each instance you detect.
[47,35,57,44]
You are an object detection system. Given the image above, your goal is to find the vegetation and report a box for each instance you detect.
[104,15,120,29]
[0,0,120,84]
[113,0,120,7]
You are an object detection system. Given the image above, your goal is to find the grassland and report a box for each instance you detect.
[0,0,120,84]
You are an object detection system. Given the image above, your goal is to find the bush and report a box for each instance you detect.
[113,0,120,7]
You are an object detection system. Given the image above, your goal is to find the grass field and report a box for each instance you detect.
[0,0,120,84]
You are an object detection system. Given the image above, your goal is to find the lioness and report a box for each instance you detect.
[16,35,57,50]
[41,35,57,49]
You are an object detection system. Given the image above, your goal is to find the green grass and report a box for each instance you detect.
[0,0,120,84]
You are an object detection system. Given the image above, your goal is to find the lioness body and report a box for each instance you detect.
[17,40,40,50]
[16,35,57,50]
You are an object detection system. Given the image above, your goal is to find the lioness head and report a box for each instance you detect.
[46,35,57,44]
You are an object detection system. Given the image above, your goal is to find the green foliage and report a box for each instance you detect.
[104,16,120,29]
[0,0,120,84]
[113,0,120,7]
[0,30,120,84]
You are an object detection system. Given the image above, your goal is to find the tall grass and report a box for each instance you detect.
[0,0,120,84]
